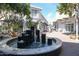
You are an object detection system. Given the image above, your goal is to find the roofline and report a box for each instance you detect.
[30,5,42,10]
[39,12,48,24]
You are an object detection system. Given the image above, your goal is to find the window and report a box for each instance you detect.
[66,24,74,32]
[32,10,38,17]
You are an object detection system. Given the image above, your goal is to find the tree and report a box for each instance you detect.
[57,3,75,17]
[9,3,32,29]
[57,3,79,40]
[0,3,32,32]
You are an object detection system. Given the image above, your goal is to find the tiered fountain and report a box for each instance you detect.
[0,27,62,56]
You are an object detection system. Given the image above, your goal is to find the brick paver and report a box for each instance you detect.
[46,31,79,56]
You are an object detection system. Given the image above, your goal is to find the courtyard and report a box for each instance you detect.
[46,31,79,56]
[0,3,79,56]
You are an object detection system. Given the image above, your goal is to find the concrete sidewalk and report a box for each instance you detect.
[46,31,79,56]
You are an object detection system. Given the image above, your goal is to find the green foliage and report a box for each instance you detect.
[0,3,32,30]
[0,3,31,15]
[12,22,22,32]
[0,26,2,32]
[57,3,76,17]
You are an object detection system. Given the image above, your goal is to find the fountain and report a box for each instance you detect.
[0,27,62,56]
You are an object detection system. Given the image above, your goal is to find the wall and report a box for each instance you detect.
[57,22,66,33]
[55,17,76,33]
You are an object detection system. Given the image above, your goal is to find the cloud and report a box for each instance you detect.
[45,11,69,25]
[46,12,53,24]
[46,12,52,18]
[52,12,69,22]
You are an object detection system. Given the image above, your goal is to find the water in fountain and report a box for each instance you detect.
[8,27,54,49]
[5,28,62,56]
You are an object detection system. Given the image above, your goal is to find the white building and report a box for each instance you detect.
[53,16,79,34]
[22,5,48,32]
[0,5,48,32]
[30,5,48,32]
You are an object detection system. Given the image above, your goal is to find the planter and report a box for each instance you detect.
[47,38,52,45]
[41,34,46,44]
[36,30,40,42]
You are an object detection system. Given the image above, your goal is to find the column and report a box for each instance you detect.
[75,4,79,40]
[23,16,27,32]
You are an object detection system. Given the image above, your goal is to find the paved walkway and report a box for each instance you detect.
[46,31,79,56]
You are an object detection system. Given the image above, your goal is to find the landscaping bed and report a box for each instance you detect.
[70,34,79,40]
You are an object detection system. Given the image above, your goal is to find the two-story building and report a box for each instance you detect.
[0,5,48,33]
[22,5,48,32]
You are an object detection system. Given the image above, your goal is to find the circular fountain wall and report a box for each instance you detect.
[0,29,62,56]
[0,37,62,56]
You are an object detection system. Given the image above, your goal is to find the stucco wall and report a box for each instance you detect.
[57,21,66,33]
[56,17,76,33]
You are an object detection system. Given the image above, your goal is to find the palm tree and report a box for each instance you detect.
[57,3,79,40]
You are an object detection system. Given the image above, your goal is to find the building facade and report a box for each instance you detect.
[53,16,79,34]
[0,5,48,33]
[23,5,48,32]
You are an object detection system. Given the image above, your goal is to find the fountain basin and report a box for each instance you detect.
[0,37,62,56]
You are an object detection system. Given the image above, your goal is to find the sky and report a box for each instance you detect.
[31,3,58,24]
[31,3,69,24]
